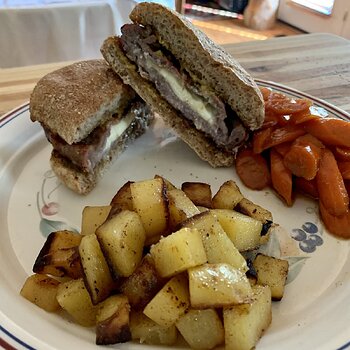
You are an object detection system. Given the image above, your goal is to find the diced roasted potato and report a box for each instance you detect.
[182,211,248,272]
[120,254,164,310]
[56,278,96,327]
[154,174,177,191]
[96,210,146,278]
[223,284,272,350]
[236,198,273,244]
[188,263,252,308]
[176,309,224,350]
[130,311,177,345]
[109,181,134,218]
[20,274,60,312]
[181,182,212,208]
[212,209,263,251]
[150,227,207,278]
[212,180,244,210]
[96,294,131,345]
[253,254,289,300]
[81,205,111,235]
[79,234,114,304]
[236,198,273,223]
[143,274,190,327]
[130,178,169,245]
[167,188,200,230]
[33,230,82,279]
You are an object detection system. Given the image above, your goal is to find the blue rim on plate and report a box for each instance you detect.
[1,81,349,350]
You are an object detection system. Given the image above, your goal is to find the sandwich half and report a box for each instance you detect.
[101,2,264,167]
[30,59,153,194]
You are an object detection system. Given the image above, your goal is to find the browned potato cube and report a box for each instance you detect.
[212,180,244,210]
[130,311,178,345]
[81,205,111,235]
[176,309,224,349]
[223,284,272,350]
[168,189,200,230]
[143,274,190,327]
[188,264,252,308]
[236,198,273,223]
[109,181,134,218]
[33,230,82,279]
[253,254,289,300]
[20,274,60,312]
[130,178,169,245]
[96,295,131,345]
[56,278,97,327]
[120,254,164,310]
[79,234,115,304]
[181,182,212,208]
[154,174,177,191]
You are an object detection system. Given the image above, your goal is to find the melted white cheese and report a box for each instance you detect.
[146,59,215,124]
[103,112,134,154]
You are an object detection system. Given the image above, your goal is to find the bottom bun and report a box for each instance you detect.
[101,36,235,168]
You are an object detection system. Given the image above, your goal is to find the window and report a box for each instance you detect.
[290,0,335,16]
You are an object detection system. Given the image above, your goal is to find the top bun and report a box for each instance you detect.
[30,59,135,144]
[129,2,264,131]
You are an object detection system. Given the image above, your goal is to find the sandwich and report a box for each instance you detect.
[30,59,153,194]
[100,2,264,167]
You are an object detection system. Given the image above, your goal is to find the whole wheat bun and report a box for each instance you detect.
[129,2,264,131]
[30,59,135,145]
[101,37,235,167]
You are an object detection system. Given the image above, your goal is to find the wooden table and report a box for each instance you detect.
[1,33,350,117]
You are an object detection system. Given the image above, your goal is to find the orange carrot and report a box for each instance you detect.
[253,124,306,154]
[273,142,292,157]
[337,161,350,180]
[289,111,319,125]
[283,134,324,180]
[333,146,350,161]
[284,144,320,180]
[265,92,312,115]
[294,177,319,199]
[235,148,271,190]
[304,118,350,148]
[252,127,273,154]
[260,87,272,101]
[319,201,350,239]
[270,149,293,206]
[294,133,325,149]
[316,149,349,216]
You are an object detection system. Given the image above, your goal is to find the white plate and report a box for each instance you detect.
[1,80,350,350]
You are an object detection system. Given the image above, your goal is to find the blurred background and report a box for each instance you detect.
[0,0,349,68]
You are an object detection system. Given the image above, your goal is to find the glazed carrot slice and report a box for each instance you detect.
[270,149,293,206]
[316,149,349,216]
[319,201,350,239]
[283,134,324,180]
[252,127,273,154]
[273,142,292,157]
[289,111,319,125]
[260,87,272,101]
[294,177,319,199]
[253,124,306,154]
[265,92,312,115]
[235,148,271,190]
[338,161,350,180]
[294,133,325,149]
[284,144,320,180]
[333,146,350,161]
[304,118,350,148]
